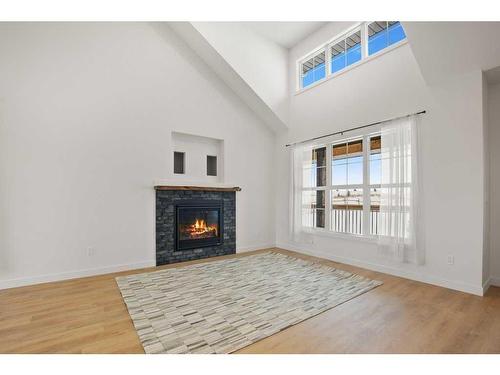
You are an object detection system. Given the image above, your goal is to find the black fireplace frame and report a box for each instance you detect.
[175,199,223,251]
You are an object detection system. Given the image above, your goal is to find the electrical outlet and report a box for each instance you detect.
[87,247,95,257]
[447,255,454,265]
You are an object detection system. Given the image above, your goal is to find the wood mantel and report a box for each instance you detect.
[154,185,241,192]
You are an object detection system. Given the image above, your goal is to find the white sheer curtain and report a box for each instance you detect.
[289,144,312,243]
[378,114,424,264]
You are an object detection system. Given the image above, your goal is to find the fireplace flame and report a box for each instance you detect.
[188,218,218,238]
[194,219,205,229]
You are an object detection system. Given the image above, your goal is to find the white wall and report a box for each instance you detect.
[192,22,289,124]
[275,23,487,295]
[482,74,490,286]
[0,22,493,295]
[488,82,500,284]
[0,23,276,289]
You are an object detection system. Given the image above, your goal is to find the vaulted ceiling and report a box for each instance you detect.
[168,22,290,132]
[167,22,500,133]
[402,22,500,85]
[242,22,327,49]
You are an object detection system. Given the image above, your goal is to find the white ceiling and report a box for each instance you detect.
[403,22,500,85]
[242,22,327,49]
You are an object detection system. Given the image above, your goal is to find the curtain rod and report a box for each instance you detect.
[285,110,427,148]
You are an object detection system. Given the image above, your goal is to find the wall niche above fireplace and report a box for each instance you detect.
[171,132,224,183]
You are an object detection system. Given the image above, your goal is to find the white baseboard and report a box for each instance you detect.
[0,260,155,291]
[0,245,276,290]
[2,243,489,297]
[483,277,492,295]
[276,242,484,296]
[236,243,276,253]
[490,276,500,287]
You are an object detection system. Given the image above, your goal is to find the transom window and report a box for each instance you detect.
[331,29,361,75]
[300,50,326,89]
[301,132,382,237]
[298,22,406,90]
[368,21,406,55]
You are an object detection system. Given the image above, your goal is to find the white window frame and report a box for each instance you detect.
[301,128,381,239]
[301,144,328,229]
[330,139,363,235]
[298,47,327,91]
[296,21,406,92]
[328,25,363,78]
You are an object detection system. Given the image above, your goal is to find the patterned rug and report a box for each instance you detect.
[116,252,382,354]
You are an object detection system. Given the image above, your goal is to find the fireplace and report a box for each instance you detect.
[156,186,238,265]
[175,200,223,251]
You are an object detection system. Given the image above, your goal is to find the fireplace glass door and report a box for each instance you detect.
[176,202,222,251]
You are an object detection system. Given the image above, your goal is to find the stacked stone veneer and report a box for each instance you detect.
[156,190,236,265]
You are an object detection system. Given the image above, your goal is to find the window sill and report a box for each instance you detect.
[304,228,378,243]
[295,39,408,96]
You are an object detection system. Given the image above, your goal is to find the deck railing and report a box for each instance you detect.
[331,205,380,235]
[331,207,363,234]
[369,206,380,235]
[303,205,381,235]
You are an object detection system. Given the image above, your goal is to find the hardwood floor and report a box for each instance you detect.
[1,248,500,353]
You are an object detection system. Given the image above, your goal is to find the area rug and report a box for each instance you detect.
[116,252,382,354]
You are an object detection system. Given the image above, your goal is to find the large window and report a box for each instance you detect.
[298,22,406,90]
[301,132,382,237]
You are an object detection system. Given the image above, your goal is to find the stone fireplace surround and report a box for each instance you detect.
[155,185,240,266]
